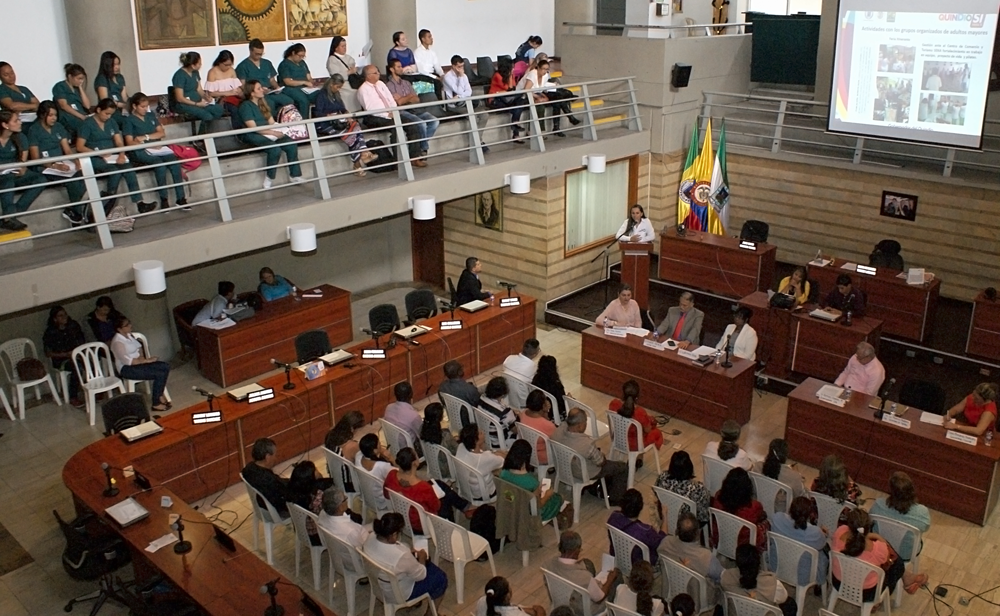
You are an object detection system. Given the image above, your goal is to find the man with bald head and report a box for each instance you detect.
[552,407,629,506]
[654,291,704,350]
[356,64,424,166]
[834,341,885,396]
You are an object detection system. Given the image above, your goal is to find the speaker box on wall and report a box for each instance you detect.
[672,63,692,88]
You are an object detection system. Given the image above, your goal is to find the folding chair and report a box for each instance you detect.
[550,439,610,524]
[871,515,922,607]
[828,552,891,616]
[750,471,793,514]
[661,558,715,615]
[768,532,825,616]
[422,442,457,483]
[517,422,554,479]
[566,397,610,440]
[439,391,473,430]
[811,491,857,541]
[360,550,439,616]
[541,567,605,616]
[316,527,367,616]
[701,455,735,496]
[355,467,392,523]
[606,523,649,579]
[427,512,496,603]
[0,337,62,415]
[709,507,757,562]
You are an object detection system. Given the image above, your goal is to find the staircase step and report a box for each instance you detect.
[594,114,626,125]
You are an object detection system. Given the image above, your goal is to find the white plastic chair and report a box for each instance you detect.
[818,610,841,616]
[121,332,171,403]
[439,392,473,431]
[0,337,62,415]
[541,567,605,616]
[566,397,610,440]
[423,442,456,483]
[652,485,707,544]
[288,502,327,590]
[322,446,361,507]
[871,515,922,607]
[496,475,561,566]
[701,454,736,496]
[387,488,432,544]
[606,409,661,488]
[317,526,367,616]
[503,373,531,409]
[72,342,126,426]
[380,418,418,460]
[517,422,554,479]
[607,602,642,616]
[426,512,496,603]
[607,523,649,579]
[240,473,291,565]
[660,558,714,615]
[474,406,510,452]
[453,455,496,504]
[550,439,609,524]
[768,532,825,616]
[750,471,793,514]
[709,506,757,562]
[828,552,891,616]
[355,467,392,523]
[725,592,781,616]
[526,382,560,424]
[811,491,857,540]
[0,388,12,421]
[360,549,439,616]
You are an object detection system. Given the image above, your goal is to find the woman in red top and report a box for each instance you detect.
[383,447,473,534]
[944,382,998,436]
[608,380,664,460]
[487,57,528,143]
[710,467,769,552]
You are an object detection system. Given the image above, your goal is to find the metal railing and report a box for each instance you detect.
[0,76,642,251]
[562,21,747,37]
[700,91,1000,181]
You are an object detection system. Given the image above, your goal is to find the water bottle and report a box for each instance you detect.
[986,429,994,447]
[652,330,659,342]
[844,310,853,326]
[890,402,898,415]
[490,294,495,306]
[292,285,300,301]
[604,317,609,328]
[845,386,852,399]
[715,351,721,366]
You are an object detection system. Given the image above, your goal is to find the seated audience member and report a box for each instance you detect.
[413,29,445,98]
[277,43,319,118]
[754,438,806,511]
[385,447,471,532]
[257,266,295,301]
[386,59,439,163]
[500,439,566,524]
[615,561,664,616]
[487,58,527,143]
[520,390,556,464]
[386,31,418,73]
[52,64,91,138]
[544,531,620,615]
[0,110,45,232]
[288,460,335,545]
[834,341,885,396]
[711,467,769,552]
[77,98,157,213]
[384,381,423,451]
[811,454,862,521]
[769,496,829,587]
[455,424,505,504]
[42,305,86,408]
[503,338,540,409]
[654,292,704,349]
[172,52,224,135]
[552,407,629,506]
[86,296,121,342]
[313,75,375,175]
[703,419,754,470]
[609,379,664,454]
[363,512,448,606]
[514,36,544,63]
[595,285,642,328]
[355,433,395,513]
[438,359,481,414]
[241,437,290,516]
[616,204,656,243]
[721,544,792,610]
[317,486,368,547]
[443,55,472,101]
[109,315,171,412]
[28,100,87,225]
[832,509,928,600]
[204,50,243,102]
[123,92,187,211]
[479,376,518,450]
[655,451,711,526]
[420,402,458,454]
[324,410,367,492]
[193,281,236,326]
[476,576,546,616]
[657,512,724,605]
[94,51,128,127]
[868,471,930,556]
[777,266,810,306]
[236,39,295,111]
[823,273,866,315]
[326,36,360,87]
[238,80,304,190]
[456,256,493,305]
[716,307,758,361]
[356,65,425,166]
[517,58,576,136]
[608,488,667,565]
[944,382,998,436]
[0,62,40,113]
[670,595,696,616]
[532,355,569,422]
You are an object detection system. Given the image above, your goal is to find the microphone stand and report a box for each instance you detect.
[721,335,733,368]
[264,581,284,616]
[173,517,192,554]
[102,464,119,498]
[593,228,630,308]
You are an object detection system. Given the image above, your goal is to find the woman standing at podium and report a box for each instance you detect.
[616,204,654,243]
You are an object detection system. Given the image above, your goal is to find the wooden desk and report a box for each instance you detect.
[658,230,776,299]
[966,291,1000,362]
[807,260,940,342]
[580,327,754,432]
[62,296,536,615]
[197,284,353,387]
[786,378,1000,525]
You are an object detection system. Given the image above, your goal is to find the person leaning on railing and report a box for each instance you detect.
[171,51,225,135]
[27,100,87,226]
[123,92,188,211]
[0,110,46,232]
[237,80,304,190]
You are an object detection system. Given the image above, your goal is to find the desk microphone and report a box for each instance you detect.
[171,517,192,554]
[361,327,382,350]
[271,359,296,390]
[440,300,456,319]
[497,280,517,297]
[260,578,284,616]
[101,462,119,497]
[874,377,896,420]
[721,334,733,368]
[192,386,215,398]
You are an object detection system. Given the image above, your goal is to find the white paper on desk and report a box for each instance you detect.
[145,533,179,553]
[301,86,320,94]
[626,327,649,337]
[43,166,77,178]
[691,345,717,357]
[920,412,945,426]
[197,317,236,329]
[412,535,429,552]
[840,262,858,271]
[144,146,173,156]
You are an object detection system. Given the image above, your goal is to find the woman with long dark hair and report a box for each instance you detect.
[609,379,664,455]
[52,63,91,138]
[721,544,791,609]
[109,314,171,413]
[204,50,243,101]
[171,51,224,134]
[287,460,335,545]
[499,439,567,524]
[755,438,806,511]
[95,51,128,127]
[237,79,303,190]
[519,390,556,464]
[615,561,664,616]
[124,92,187,210]
[27,100,87,224]
[768,495,829,586]
[487,57,527,143]
[868,471,930,555]
[655,450,710,525]
[531,355,568,422]
[277,43,319,118]
[42,305,85,408]
[384,447,471,532]
[711,467,769,552]
[313,74,375,175]
[419,402,458,454]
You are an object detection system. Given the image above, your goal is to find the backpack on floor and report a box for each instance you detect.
[106,201,135,233]
[365,139,397,174]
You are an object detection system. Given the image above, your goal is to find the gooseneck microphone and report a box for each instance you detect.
[101,462,119,497]
[874,377,897,419]
[260,578,284,616]
[361,327,381,350]
[271,358,295,390]
[192,386,215,398]
[171,516,192,554]
[496,280,517,297]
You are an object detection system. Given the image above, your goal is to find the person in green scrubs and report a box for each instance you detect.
[0,62,40,116]
[172,51,224,135]
[0,110,46,232]
[124,93,187,211]
[95,51,128,129]
[277,43,319,118]
[76,99,157,214]
[27,100,88,225]
[235,38,295,111]
[238,80,303,190]
[52,64,92,140]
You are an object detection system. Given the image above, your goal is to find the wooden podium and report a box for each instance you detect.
[619,241,653,309]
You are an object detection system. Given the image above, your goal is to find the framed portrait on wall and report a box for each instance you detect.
[475,189,503,232]
[287,0,348,39]
[216,0,287,44]
[880,190,918,221]
[135,0,216,50]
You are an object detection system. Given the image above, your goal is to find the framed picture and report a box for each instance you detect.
[475,189,503,231]
[287,0,348,39]
[216,0,287,44]
[135,0,216,50]
[880,190,918,221]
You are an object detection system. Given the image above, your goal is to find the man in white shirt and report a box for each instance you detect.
[414,29,444,81]
[192,281,235,325]
[443,55,472,100]
[356,65,424,165]
[317,487,369,548]
[454,424,504,504]
[503,338,540,409]
[834,341,885,396]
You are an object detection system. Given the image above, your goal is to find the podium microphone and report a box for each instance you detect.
[101,462,119,497]
[260,578,284,616]
[171,516,192,554]
[874,377,896,420]
[271,358,296,390]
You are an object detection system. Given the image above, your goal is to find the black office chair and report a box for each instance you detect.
[476,56,496,82]
[447,277,458,305]
[466,57,490,87]
[869,239,905,271]
[806,278,820,304]
[172,298,208,362]
[114,575,199,616]
[405,289,438,324]
[368,304,401,336]
[295,329,331,364]
[101,393,150,437]
[740,220,770,243]
[55,509,131,614]
[899,379,946,415]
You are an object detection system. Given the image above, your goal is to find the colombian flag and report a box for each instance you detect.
[677,119,715,232]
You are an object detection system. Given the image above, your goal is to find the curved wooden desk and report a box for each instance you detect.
[63,296,536,615]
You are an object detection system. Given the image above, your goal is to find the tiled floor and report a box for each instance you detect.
[2,313,999,616]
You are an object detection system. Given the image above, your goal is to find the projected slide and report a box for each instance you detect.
[827,0,999,149]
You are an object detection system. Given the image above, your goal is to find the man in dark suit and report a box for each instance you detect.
[654,291,704,349]
[455,256,493,305]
